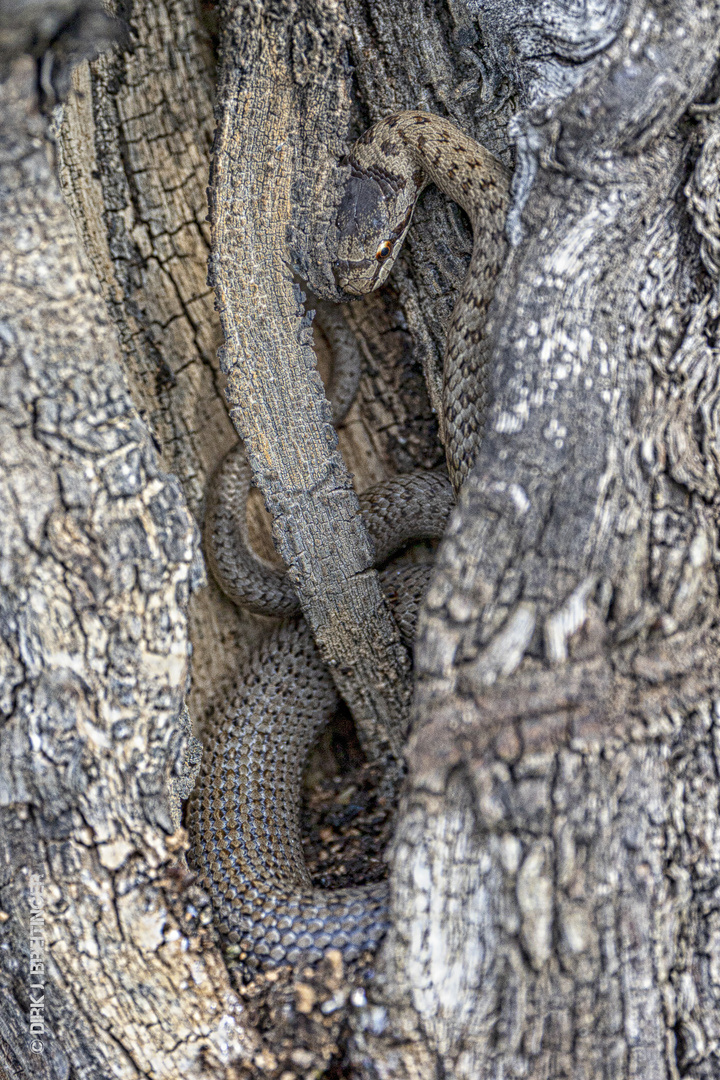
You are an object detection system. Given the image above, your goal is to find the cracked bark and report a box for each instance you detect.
[353,3,720,1078]
[2,0,720,1078]
[0,43,260,1078]
[207,0,415,767]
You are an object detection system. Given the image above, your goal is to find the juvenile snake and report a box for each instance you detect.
[190,112,510,970]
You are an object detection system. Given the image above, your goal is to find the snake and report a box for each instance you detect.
[336,111,510,489]
[189,111,511,971]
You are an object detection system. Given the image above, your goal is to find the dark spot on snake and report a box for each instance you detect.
[336,174,385,238]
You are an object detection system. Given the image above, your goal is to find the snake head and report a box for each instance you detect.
[335,163,416,296]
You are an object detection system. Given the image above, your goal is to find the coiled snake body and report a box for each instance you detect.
[189,112,510,970]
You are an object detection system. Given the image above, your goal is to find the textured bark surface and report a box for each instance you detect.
[1,0,720,1077]
[0,51,260,1078]
[207,0,415,768]
[53,0,250,735]
[353,2,720,1077]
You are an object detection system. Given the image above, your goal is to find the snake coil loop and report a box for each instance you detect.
[190,110,510,970]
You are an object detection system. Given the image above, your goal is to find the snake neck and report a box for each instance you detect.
[351,111,511,489]
[352,111,509,234]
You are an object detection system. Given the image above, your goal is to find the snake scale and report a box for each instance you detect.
[189,112,511,970]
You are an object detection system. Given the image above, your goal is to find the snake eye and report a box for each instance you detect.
[375,239,393,261]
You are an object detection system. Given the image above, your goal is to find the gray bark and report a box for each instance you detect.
[0,42,259,1079]
[356,2,720,1077]
[0,0,719,1078]
[208,0,413,770]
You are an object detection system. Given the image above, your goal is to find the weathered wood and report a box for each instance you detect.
[54,0,254,737]
[352,2,720,1076]
[207,0,414,766]
[2,0,720,1076]
[0,52,259,1077]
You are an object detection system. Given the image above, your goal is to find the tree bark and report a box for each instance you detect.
[0,43,260,1078]
[208,0,416,770]
[1,0,720,1078]
[354,2,720,1077]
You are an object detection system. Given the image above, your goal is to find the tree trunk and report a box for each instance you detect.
[1,0,719,1078]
